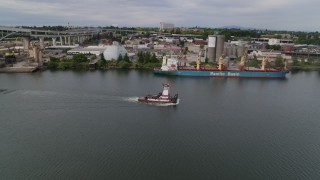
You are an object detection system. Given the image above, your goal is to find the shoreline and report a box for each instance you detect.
[1,66,320,73]
[0,66,39,73]
[288,66,320,71]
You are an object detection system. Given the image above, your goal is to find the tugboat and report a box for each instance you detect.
[138,83,178,104]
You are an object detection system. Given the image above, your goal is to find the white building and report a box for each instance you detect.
[268,38,281,45]
[160,22,174,31]
[230,41,249,46]
[67,42,128,60]
[67,45,106,56]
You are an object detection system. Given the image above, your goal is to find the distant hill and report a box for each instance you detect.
[221,25,261,30]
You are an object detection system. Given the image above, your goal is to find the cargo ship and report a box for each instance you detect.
[154,55,289,78]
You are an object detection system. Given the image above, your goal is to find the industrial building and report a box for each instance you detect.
[252,38,293,45]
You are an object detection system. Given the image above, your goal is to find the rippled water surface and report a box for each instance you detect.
[0,70,320,179]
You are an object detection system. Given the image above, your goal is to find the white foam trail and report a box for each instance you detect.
[122,96,139,103]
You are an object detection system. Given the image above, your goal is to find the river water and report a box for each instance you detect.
[0,70,320,179]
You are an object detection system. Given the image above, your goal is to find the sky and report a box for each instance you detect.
[0,0,319,31]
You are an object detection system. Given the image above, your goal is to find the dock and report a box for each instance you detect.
[0,66,38,73]
[0,61,38,73]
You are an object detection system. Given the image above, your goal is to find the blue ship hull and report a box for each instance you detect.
[154,69,289,78]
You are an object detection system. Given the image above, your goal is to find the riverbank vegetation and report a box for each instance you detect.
[47,52,161,70]
[47,52,320,71]
[289,56,320,70]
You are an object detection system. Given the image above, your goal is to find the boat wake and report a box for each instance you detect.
[121,96,139,103]
[0,89,16,94]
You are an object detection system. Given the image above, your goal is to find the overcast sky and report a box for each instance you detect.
[0,0,319,31]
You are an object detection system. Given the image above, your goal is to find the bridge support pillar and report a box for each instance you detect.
[52,37,57,46]
[22,37,30,50]
[38,50,43,67]
[39,37,45,49]
[72,37,75,45]
[79,36,85,44]
[68,36,71,45]
[60,36,63,45]
[64,36,67,45]
[33,45,40,62]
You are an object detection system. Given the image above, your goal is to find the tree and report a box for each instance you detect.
[97,54,107,68]
[123,53,130,62]
[183,47,188,55]
[145,32,150,38]
[266,61,272,69]
[266,44,281,50]
[117,54,123,62]
[179,39,185,47]
[100,53,106,61]
[151,53,158,63]
[50,57,60,62]
[48,57,59,69]
[247,59,258,67]
[137,51,144,63]
[117,60,131,68]
[292,59,300,66]
[144,51,151,63]
[274,55,284,68]
[73,54,87,63]
[175,28,181,34]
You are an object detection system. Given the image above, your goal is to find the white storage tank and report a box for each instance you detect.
[103,41,128,60]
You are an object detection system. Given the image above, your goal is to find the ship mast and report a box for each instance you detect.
[261,57,267,71]
[261,50,273,71]
[196,51,201,70]
[240,47,248,66]
[238,47,248,71]
[284,59,288,70]
[218,56,223,70]
[162,55,167,66]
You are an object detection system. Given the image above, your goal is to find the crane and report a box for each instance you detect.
[238,47,248,71]
[261,49,273,71]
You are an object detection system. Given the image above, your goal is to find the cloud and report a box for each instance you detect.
[0,0,319,31]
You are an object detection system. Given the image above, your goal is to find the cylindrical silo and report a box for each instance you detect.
[207,35,216,63]
[231,45,237,57]
[224,46,230,57]
[236,45,245,57]
[215,35,225,62]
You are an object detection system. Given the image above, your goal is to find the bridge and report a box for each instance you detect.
[0,26,150,50]
[0,26,107,49]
